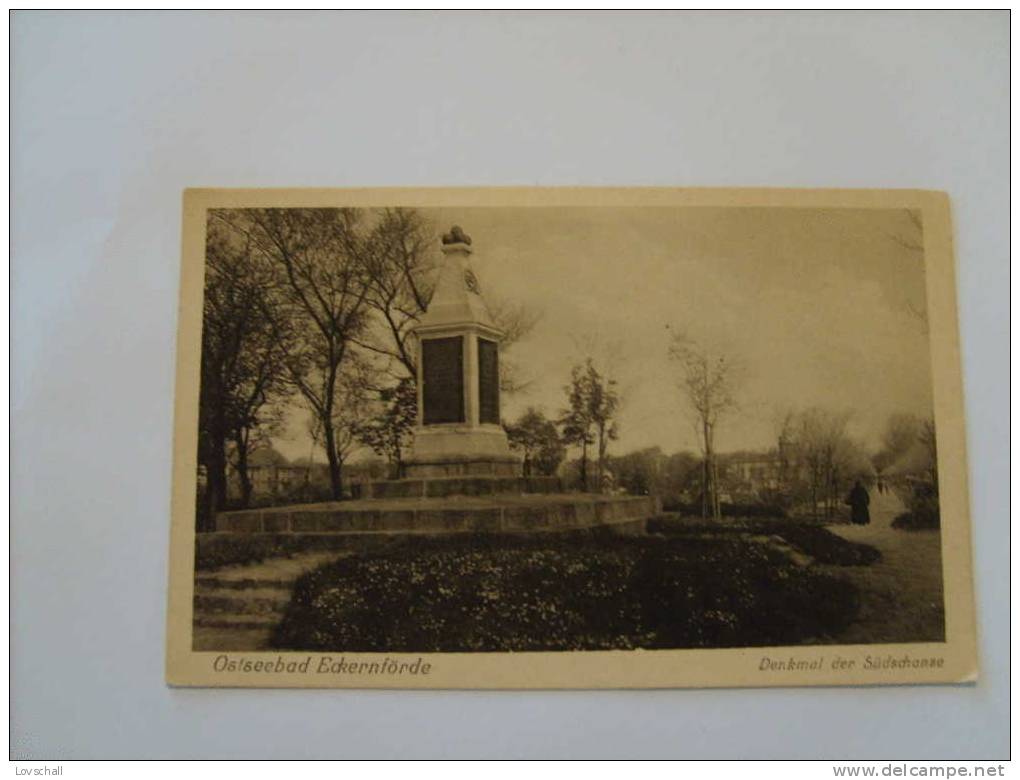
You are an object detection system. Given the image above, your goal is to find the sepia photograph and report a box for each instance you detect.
[13,8,1006,763]
[166,188,975,689]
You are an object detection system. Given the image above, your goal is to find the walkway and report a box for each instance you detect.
[824,490,945,644]
[192,551,349,651]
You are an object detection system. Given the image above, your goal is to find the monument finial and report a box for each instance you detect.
[441,225,472,246]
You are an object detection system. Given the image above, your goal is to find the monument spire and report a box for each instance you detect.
[418,225,496,331]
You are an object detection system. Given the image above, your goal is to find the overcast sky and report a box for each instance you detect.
[273,206,933,462]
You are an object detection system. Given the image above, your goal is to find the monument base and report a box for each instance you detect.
[405,423,521,478]
[215,493,661,536]
[403,456,522,479]
[352,474,562,500]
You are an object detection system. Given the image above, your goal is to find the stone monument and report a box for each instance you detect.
[405,226,520,479]
[215,225,659,539]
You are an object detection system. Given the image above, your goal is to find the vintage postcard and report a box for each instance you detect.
[166,188,976,689]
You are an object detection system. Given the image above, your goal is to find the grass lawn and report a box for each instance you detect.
[270,530,864,652]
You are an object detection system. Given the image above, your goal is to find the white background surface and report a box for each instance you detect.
[11,11,1009,759]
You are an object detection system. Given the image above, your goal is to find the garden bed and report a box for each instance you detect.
[647,515,881,566]
[270,534,861,652]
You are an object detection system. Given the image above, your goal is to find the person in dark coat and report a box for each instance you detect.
[846,480,871,525]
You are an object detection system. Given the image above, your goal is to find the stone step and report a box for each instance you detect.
[194,588,292,616]
[195,551,351,588]
[195,575,295,590]
[193,626,273,652]
[194,612,281,630]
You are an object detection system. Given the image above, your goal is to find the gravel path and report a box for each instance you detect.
[824,490,945,644]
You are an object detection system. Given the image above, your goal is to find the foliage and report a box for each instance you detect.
[586,361,620,491]
[558,359,620,492]
[775,525,882,566]
[558,363,596,490]
[195,534,305,571]
[216,208,374,499]
[505,408,566,477]
[609,447,666,496]
[198,219,292,520]
[357,208,436,378]
[355,376,418,477]
[270,535,861,652]
[194,532,366,571]
[892,480,941,531]
[647,516,881,565]
[203,207,540,506]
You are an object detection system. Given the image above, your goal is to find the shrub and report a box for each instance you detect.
[270,535,860,652]
[660,501,788,519]
[892,484,940,531]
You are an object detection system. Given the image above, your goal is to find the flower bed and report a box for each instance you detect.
[647,515,881,566]
[270,535,861,652]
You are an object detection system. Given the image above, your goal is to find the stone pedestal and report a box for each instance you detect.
[405,230,520,478]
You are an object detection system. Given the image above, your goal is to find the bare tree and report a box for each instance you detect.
[794,408,855,520]
[886,209,928,329]
[217,208,372,500]
[357,208,436,379]
[668,331,741,519]
[771,407,800,502]
[483,294,541,395]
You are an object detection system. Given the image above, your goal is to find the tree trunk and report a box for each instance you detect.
[711,456,722,520]
[234,430,253,508]
[597,423,608,494]
[323,423,344,500]
[702,419,715,519]
[810,467,819,521]
[395,446,405,480]
[205,426,228,529]
[580,438,589,492]
[700,458,709,518]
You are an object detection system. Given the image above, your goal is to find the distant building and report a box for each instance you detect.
[722,453,783,499]
[244,464,328,498]
[720,452,811,501]
[225,446,329,502]
[224,449,393,503]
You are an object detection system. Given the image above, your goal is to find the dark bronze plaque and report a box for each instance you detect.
[478,338,500,425]
[422,336,465,425]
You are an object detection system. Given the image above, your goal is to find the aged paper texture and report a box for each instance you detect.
[166,188,976,689]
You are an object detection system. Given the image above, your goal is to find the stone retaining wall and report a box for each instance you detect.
[216,495,660,535]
